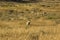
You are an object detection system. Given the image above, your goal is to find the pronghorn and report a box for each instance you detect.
[25,20,31,29]
[26,20,31,26]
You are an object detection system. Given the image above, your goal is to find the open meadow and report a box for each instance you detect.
[0,1,60,40]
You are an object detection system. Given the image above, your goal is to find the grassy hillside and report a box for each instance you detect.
[0,1,60,40]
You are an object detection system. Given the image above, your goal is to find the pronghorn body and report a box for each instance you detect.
[26,20,30,26]
[25,20,31,29]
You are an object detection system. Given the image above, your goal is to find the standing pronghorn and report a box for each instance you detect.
[26,20,31,29]
[26,20,30,26]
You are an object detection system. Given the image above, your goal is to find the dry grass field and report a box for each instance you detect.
[0,1,60,40]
